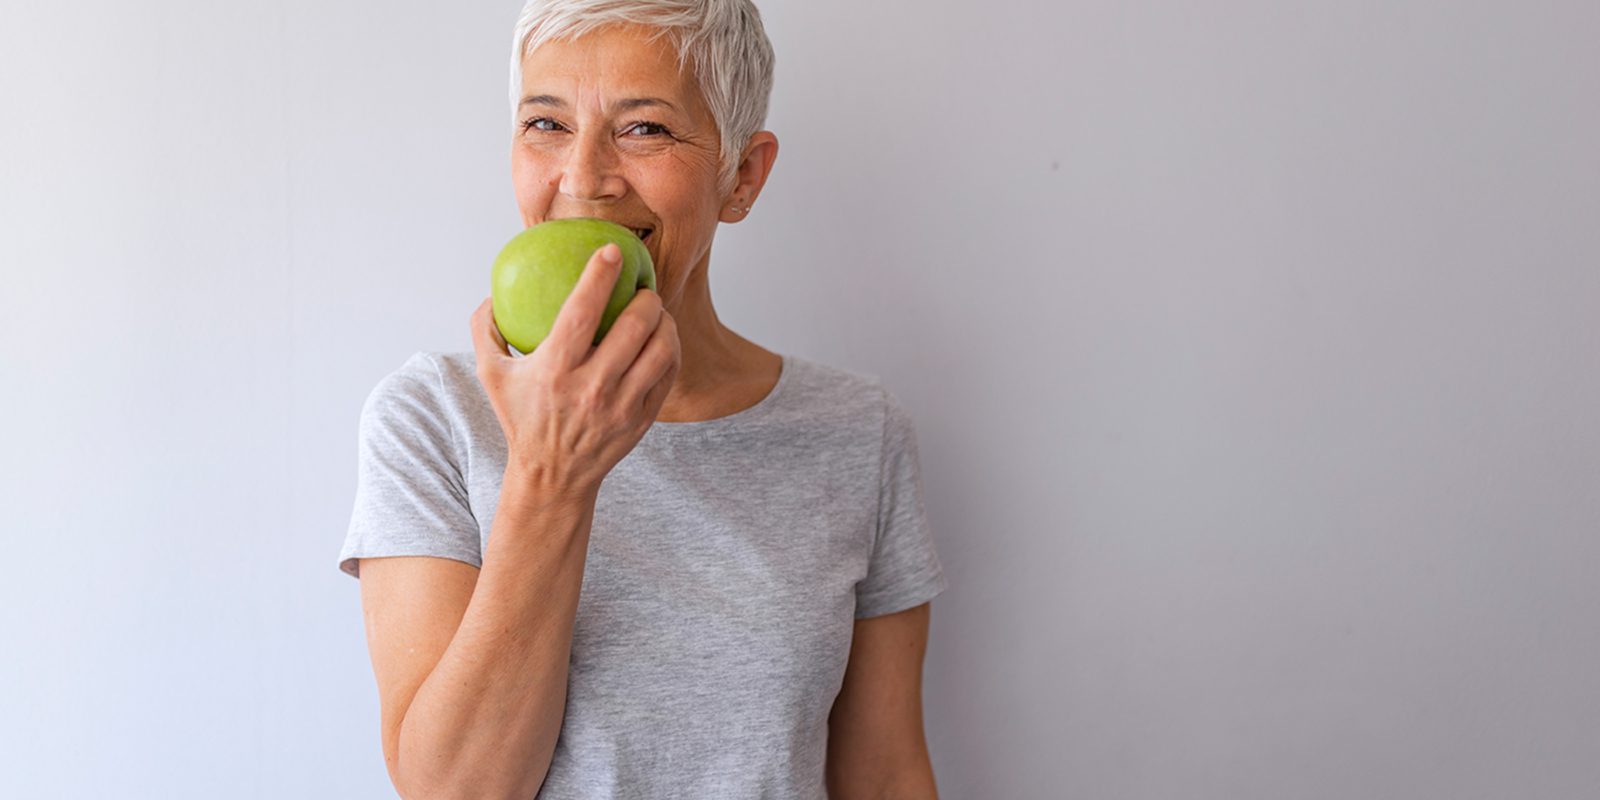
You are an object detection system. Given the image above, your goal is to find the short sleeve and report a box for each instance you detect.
[337,352,482,579]
[855,388,950,619]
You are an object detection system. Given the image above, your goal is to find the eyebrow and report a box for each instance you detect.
[518,94,679,113]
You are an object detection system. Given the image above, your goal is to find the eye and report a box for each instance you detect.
[626,121,673,138]
[521,116,564,133]
[518,117,672,139]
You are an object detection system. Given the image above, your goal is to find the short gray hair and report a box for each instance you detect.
[509,0,776,196]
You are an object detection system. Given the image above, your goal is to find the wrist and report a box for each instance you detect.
[501,463,599,510]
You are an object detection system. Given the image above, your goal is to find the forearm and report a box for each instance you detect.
[829,762,940,800]
[396,472,598,800]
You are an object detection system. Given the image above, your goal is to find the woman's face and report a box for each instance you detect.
[511,23,733,305]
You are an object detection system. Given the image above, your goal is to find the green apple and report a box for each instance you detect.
[490,218,656,355]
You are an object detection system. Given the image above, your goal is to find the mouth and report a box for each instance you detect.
[544,216,654,246]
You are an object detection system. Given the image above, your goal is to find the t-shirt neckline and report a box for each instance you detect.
[647,352,793,435]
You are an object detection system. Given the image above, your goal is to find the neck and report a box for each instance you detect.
[655,254,778,422]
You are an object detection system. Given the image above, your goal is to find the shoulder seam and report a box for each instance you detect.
[872,384,891,554]
[420,352,467,486]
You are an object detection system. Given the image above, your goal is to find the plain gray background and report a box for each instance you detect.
[3,0,1597,797]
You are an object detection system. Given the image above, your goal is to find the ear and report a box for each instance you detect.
[719,131,779,223]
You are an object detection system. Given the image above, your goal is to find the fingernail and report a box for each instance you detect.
[602,243,621,263]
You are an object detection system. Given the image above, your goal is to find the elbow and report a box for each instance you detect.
[390,709,556,800]
[394,760,549,800]
[870,774,940,800]
[828,771,939,800]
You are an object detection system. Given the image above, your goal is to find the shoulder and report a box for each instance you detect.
[777,354,914,444]
[359,352,433,414]
[359,351,482,438]
[780,354,892,414]
[363,352,446,413]
[365,351,482,402]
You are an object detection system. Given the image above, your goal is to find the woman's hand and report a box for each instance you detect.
[470,242,681,499]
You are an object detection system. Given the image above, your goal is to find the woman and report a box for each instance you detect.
[337,1,949,797]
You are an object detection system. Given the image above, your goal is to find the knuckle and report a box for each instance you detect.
[648,330,672,357]
[612,314,647,343]
[565,309,598,333]
[577,382,606,413]
[548,371,578,397]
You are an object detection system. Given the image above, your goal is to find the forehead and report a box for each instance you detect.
[519,23,701,112]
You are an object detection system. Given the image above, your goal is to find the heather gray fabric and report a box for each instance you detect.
[338,350,949,799]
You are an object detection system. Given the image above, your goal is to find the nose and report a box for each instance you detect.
[558,132,627,203]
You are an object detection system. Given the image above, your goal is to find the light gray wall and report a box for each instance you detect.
[3,1,1596,797]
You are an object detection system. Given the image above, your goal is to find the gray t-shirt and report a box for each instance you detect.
[338,350,950,799]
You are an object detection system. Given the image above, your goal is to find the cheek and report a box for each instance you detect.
[509,151,553,221]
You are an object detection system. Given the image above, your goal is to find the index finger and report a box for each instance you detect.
[544,243,624,370]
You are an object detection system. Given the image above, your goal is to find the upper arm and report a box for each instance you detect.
[357,555,480,793]
[826,601,937,799]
